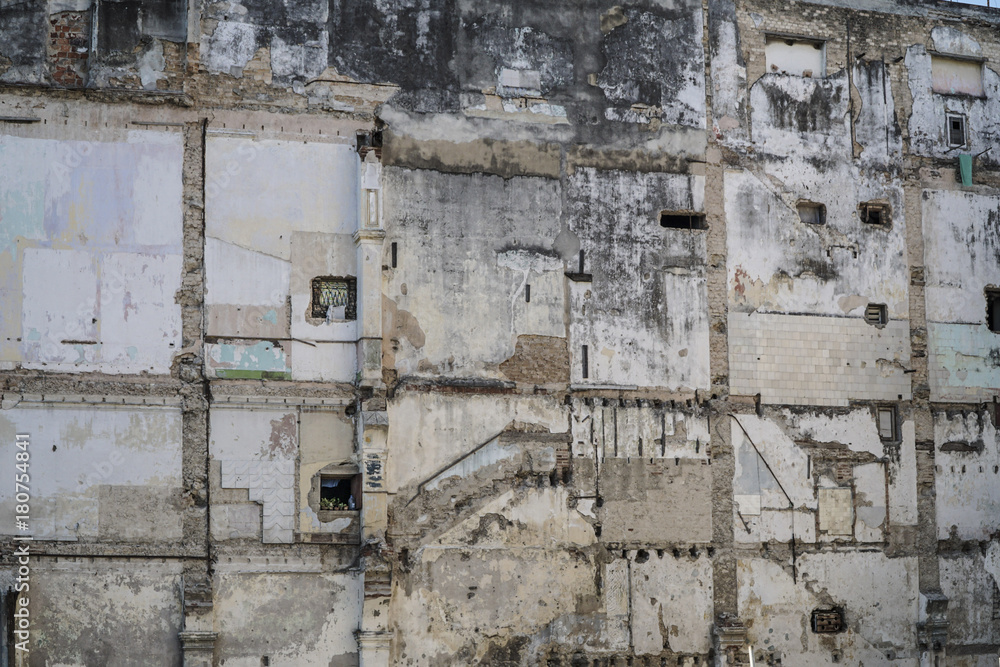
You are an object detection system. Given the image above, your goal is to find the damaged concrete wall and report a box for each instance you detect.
[0,0,998,665]
[0,130,184,374]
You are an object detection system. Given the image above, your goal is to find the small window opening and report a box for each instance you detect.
[660,211,707,230]
[811,608,844,633]
[986,289,1000,333]
[525,284,531,303]
[865,303,887,327]
[860,203,889,226]
[877,405,898,441]
[320,475,361,511]
[390,242,397,268]
[581,345,589,379]
[797,201,826,225]
[947,114,967,147]
[311,277,357,320]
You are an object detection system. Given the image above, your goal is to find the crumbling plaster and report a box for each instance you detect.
[0,0,999,665]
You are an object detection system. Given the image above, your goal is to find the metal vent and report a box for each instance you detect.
[811,609,844,633]
[865,303,887,326]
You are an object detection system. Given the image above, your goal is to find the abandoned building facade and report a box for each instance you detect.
[0,0,999,664]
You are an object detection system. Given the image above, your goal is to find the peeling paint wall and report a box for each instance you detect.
[0,131,183,373]
[0,402,183,542]
[205,136,361,382]
[1,0,1000,665]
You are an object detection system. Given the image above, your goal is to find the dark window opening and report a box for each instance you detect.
[311,277,357,320]
[865,303,887,327]
[390,242,397,268]
[947,114,967,147]
[525,284,531,303]
[987,289,1000,333]
[797,201,826,225]
[877,405,898,441]
[860,203,889,226]
[320,475,361,511]
[581,345,589,379]
[811,608,844,633]
[660,211,707,230]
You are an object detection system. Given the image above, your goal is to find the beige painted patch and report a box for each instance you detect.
[206,303,290,339]
[838,294,869,314]
[818,487,854,536]
[600,6,628,33]
[98,485,184,542]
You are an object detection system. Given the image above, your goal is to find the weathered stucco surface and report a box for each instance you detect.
[0,0,999,665]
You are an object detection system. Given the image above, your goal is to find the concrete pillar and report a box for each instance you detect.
[359,405,388,541]
[354,150,385,389]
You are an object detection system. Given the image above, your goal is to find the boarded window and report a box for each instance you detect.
[311,277,357,320]
[877,406,897,441]
[932,56,984,97]
[797,201,826,225]
[947,114,967,147]
[865,303,888,327]
[987,289,1000,333]
[659,212,707,230]
[765,36,825,78]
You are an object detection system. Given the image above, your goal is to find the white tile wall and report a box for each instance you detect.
[220,459,296,543]
[728,312,912,406]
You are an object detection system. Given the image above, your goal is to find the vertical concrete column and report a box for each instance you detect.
[358,401,392,665]
[360,405,389,541]
[179,119,216,665]
[354,150,385,389]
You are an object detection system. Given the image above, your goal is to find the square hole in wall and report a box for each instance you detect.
[311,277,356,320]
[865,303,887,327]
[797,201,826,225]
[859,203,890,226]
[659,211,707,230]
[319,474,361,511]
[946,113,967,147]
[986,288,1000,333]
[876,405,898,441]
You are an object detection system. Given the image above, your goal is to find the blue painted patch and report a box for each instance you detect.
[263,309,278,324]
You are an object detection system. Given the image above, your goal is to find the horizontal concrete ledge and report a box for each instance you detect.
[1,393,182,407]
[570,383,639,391]
[209,395,354,406]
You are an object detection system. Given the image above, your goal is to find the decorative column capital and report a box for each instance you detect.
[353,228,386,245]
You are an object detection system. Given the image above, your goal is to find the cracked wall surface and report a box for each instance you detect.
[0,0,998,666]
